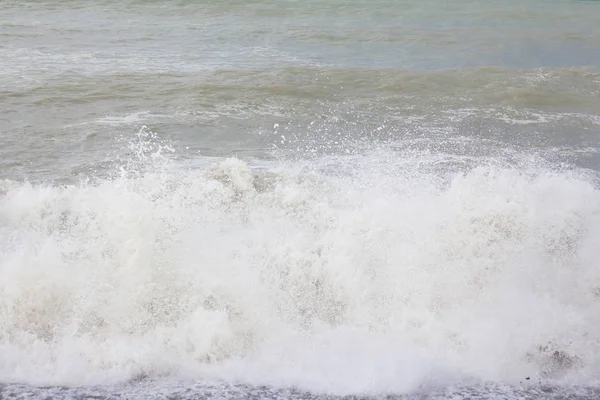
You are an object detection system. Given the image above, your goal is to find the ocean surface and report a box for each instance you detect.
[2,0,600,399]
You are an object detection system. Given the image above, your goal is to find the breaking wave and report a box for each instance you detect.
[1,129,600,395]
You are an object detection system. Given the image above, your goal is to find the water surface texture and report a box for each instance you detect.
[2,0,600,399]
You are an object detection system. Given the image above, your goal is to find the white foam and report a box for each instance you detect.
[96,111,157,126]
[1,147,600,394]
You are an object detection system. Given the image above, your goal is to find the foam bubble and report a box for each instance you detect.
[1,145,600,394]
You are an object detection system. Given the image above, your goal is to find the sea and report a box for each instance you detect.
[2,0,600,399]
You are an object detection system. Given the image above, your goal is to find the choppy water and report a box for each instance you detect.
[2,1,600,399]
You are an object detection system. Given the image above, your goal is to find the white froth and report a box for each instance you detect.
[1,150,600,394]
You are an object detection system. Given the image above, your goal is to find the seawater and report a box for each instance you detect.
[1,0,600,398]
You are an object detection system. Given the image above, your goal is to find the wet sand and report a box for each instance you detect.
[2,381,600,400]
